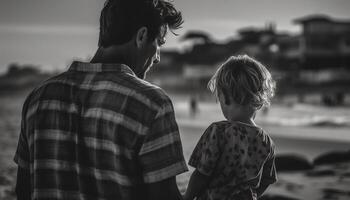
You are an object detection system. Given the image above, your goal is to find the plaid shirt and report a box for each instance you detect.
[14,61,188,200]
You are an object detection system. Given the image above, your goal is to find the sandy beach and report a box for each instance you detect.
[0,92,350,199]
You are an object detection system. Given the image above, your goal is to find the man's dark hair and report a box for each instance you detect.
[98,0,183,47]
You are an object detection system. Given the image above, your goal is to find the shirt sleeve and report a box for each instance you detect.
[138,99,188,183]
[261,146,277,185]
[188,123,221,176]
[14,98,31,169]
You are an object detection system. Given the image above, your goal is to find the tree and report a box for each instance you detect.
[180,30,212,44]
[6,63,40,76]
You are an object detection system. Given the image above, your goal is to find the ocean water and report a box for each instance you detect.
[173,98,350,142]
[0,92,350,199]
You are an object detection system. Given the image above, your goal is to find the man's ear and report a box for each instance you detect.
[135,27,148,48]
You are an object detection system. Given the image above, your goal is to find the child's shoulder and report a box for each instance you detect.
[252,127,276,154]
[205,120,262,135]
[206,120,231,132]
[210,120,231,127]
[200,121,230,140]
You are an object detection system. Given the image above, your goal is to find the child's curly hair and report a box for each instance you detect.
[208,55,276,110]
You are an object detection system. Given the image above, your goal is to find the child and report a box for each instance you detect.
[184,55,277,200]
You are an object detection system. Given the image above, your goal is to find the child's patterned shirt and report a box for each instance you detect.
[189,120,277,200]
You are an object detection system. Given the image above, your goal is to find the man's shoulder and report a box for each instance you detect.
[22,72,67,105]
[126,76,172,107]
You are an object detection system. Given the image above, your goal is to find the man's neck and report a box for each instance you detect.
[90,44,146,79]
[90,45,134,67]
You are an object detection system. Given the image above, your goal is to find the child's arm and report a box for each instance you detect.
[184,169,211,200]
[257,147,277,197]
[185,123,221,200]
[256,183,269,197]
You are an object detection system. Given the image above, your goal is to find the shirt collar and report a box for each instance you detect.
[68,61,135,76]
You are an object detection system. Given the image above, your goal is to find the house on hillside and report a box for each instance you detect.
[294,14,350,69]
[236,24,276,56]
[147,15,350,101]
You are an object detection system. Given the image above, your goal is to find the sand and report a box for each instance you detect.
[0,92,350,199]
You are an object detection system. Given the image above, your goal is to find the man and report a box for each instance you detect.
[14,0,188,199]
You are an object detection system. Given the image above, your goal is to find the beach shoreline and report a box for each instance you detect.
[1,93,350,199]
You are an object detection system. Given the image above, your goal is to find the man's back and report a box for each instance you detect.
[14,62,187,199]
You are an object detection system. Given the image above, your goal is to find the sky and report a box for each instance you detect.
[1,0,350,73]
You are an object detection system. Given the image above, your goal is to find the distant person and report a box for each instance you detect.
[184,55,277,200]
[14,0,188,200]
[189,95,198,117]
[335,92,344,106]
